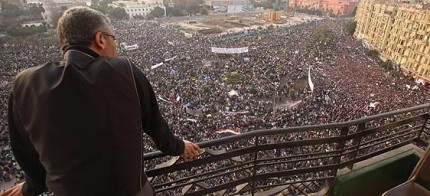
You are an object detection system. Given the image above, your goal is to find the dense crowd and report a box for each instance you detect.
[1,15,429,194]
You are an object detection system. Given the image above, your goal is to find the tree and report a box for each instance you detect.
[295,8,322,16]
[185,4,200,15]
[225,72,243,84]
[326,10,334,17]
[366,49,379,59]
[90,4,109,14]
[345,20,357,36]
[106,7,128,19]
[6,25,48,36]
[174,0,201,15]
[200,8,208,15]
[100,0,112,7]
[0,15,20,31]
[1,2,23,17]
[133,15,145,20]
[350,7,357,16]
[252,1,273,9]
[91,0,100,6]
[315,26,333,44]
[166,7,185,17]
[306,43,313,52]
[379,61,393,71]
[148,7,165,18]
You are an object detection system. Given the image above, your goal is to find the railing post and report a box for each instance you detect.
[418,117,429,142]
[347,123,365,170]
[335,127,349,169]
[328,126,349,194]
[251,135,260,196]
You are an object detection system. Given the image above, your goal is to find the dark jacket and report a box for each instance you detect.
[8,46,184,196]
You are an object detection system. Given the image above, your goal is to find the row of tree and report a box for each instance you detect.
[0,2,47,35]
[90,5,129,20]
[1,3,44,19]
[90,5,197,20]
[5,25,48,36]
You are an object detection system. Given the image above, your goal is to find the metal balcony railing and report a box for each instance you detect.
[144,103,430,195]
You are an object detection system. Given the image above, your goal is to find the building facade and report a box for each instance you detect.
[110,0,165,18]
[355,0,430,82]
[288,0,358,15]
[41,0,84,25]
[204,0,252,13]
[268,9,281,20]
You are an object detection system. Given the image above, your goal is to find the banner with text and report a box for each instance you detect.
[211,47,248,54]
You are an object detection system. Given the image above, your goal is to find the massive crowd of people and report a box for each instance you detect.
[1,15,429,194]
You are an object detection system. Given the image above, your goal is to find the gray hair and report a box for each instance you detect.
[57,6,112,51]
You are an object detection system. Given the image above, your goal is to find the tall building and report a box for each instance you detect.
[288,0,358,15]
[141,0,164,7]
[40,0,84,25]
[109,0,166,18]
[268,9,281,20]
[204,0,252,13]
[355,0,430,82]
[165,0,174,7]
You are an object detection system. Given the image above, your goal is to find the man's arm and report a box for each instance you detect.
[8,94,47,196]
[131,64,201,159]
[131,64,185,155]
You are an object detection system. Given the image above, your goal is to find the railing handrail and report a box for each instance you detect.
[144,103,430,159]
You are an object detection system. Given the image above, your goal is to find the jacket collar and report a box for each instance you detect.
[63,45,100,57]
[63,45,102,69]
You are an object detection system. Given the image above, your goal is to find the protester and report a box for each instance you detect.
[1,15,429,194]
[3,7,200,196]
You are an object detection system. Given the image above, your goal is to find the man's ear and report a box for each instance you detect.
[93,32,107,50]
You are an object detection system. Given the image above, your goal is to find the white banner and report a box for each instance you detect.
[216,129,240,135]
[185,107,203,116]
[211,47,248,54]
[224,111,250,115]
[124,44,139,51]
[186,118,198,123]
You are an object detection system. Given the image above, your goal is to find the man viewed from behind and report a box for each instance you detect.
[5,6,201,196]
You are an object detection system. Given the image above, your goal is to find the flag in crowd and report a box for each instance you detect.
[151,62,164,69]
[308,66,314,93]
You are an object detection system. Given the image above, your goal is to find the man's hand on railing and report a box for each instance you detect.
[0,182,24,196]
[182,140,202,162]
